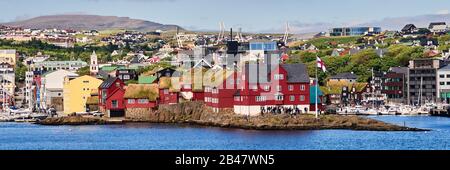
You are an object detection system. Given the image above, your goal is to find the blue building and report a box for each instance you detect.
[249,40,277,51]
[330,27,382,36]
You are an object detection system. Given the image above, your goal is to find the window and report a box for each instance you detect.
[441,82,445,85]
[300,95,305,101]
[440,75,445,78]
[274,74,284,80]
[123,75,131,80]
[275,95,284,101]
[447,82,450,85]
[128,99,135,104]
[290,95,295,101]
[276,85,282,92]
[300,85,305,91]
[256,96,266,102]
[112,100,118,108]
[289,85,294,91]
[251,85,258,91]
[138,99,149,104]
[447,75,450,78]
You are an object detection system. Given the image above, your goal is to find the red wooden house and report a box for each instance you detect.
[233,64,310,116]
[98,77,126,117]
[158,77,179,104]
[124,84,159,110]
[203,69,239,113]
[179,68,205,102]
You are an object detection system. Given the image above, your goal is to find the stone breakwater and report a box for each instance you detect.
[38,102,427,131]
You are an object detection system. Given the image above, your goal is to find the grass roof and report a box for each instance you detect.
[322,81,368,95]
[124,84,159,101]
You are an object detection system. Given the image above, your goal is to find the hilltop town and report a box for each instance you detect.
[1,21,450,124]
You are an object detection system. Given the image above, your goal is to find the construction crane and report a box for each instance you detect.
[217,22,226,44]
[282,22,290,45]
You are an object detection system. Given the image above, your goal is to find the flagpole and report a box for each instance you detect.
[315,58,319,119]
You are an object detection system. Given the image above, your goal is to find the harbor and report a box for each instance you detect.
[0,115,448,150]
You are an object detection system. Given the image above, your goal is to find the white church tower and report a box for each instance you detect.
[90,51,99,75]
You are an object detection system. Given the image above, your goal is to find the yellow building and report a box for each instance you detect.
[0,49,17,66]
[63,75,103,114]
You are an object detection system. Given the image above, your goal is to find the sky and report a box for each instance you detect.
[1,0,449,33]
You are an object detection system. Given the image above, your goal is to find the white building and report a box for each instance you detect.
[437,65,450,103]
[40,70,79,111]
[25,71,34,110]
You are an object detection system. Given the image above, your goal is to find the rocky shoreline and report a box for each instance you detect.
[36,102,427,131]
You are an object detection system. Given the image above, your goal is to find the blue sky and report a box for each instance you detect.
[1,0,449,33]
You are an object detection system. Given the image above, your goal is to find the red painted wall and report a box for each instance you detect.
[159,89,179,104]
[104,88,125,110]
[98,79,125,109]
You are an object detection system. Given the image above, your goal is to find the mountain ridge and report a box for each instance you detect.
[2,14,182,31]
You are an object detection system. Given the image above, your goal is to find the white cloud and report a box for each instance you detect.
[436,9,449,15]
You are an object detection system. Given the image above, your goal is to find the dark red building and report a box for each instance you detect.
[204,63,311,116]
[124,84,158,109]
[98,77,126,117]
[158,77,179,104]
[234,64,311,116]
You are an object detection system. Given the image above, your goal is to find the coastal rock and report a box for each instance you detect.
[37,116,107,125]
[37,102,427,131]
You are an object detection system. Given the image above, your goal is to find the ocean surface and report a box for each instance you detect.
[1,116,450,150]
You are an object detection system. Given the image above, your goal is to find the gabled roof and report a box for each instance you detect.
[101,66,118,72]
[331,72,358,80]
[281,64,310,83]
[402,24,416,32]
[439,64,450,71]
[429,22,446,29]
[99,77,119,89]
[138,76,157,84]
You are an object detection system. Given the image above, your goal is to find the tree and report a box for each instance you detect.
[76,66,90,76]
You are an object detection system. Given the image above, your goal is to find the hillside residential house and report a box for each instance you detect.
[0,49,17,66]
[429,22,448,34]
[98,77,126,117]
[63,75,103,114]
[116,67,138,81]
[401,24,418,34]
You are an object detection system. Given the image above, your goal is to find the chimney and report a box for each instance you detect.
[230,28,233,41]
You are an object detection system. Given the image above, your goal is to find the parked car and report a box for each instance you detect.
[92,111,104,117]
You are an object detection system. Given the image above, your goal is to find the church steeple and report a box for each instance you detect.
[90,51,99,75]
